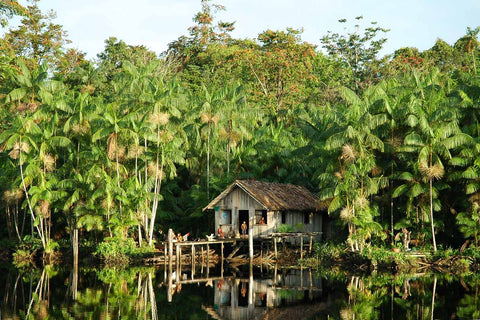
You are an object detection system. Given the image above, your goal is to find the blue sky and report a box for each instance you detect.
[17,0,480,59]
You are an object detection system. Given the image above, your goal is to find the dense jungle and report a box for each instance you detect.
[1,0,480,268]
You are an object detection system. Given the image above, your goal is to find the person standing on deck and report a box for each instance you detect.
[241,221,247,238]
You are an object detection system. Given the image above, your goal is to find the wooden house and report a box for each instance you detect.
[203,180,326,239]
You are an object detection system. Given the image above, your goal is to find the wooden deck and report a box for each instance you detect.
[158,228,324,302]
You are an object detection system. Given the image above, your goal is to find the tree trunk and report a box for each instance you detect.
[19,151,46,250]
[429,178,437,252]
[72,227,79,268]
[207,122,210,200]
[149,144,164,246]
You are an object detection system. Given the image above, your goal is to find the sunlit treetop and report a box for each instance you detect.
[0,0,28,27]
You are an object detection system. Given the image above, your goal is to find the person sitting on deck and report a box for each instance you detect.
[217,226,224,238]
[227,227,234,238]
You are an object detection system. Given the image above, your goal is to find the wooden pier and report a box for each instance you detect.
[154,229,321,301]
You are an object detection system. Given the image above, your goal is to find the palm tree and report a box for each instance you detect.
[219,82,250,174]
[323,86,387,251]
[0,116,47,249]
[398,69,472,251]
[197,84,222,199]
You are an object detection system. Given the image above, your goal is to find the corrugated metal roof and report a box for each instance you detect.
[203,180,321,211]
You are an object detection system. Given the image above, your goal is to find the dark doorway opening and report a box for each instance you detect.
[239,210,249,234]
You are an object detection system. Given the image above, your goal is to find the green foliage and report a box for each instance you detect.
[95,237,138,265]
[313,241,345,261]
[12,249,33,267]
[1,0,480,266]
[277,224,295,233]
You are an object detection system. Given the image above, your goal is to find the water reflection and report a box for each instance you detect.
[1,263,480,319]
[212,267,324,320]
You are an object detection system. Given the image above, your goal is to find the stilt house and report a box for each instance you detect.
[203,180,326,239]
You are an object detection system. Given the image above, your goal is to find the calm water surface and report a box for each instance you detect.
[0,263,479,319]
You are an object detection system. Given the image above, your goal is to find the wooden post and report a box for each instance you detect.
[248,263,253,306]
[167,271,173,303]
[221,242,224,278]
[309,268,313,299]
[167,229,174,302]
[300,235,304,259]
[260,242,263,261]
[164,242,167,264]
[248,228,253,261]
[274,237,278,260]
[200,246,204,275]
[309,235,313,254]
[274,263,278,285]
[206,243,210,277]
[176,243,180,282]
[168,229,173,271]
[191,244,195,279]
[300,266,304,287]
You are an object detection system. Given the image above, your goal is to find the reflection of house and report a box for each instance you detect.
[213,269,323,320]
[203,180,327,239]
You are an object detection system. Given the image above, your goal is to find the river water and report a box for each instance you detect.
[0,263,478,319]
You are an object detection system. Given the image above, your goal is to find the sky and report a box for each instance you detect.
[11,0,480,60]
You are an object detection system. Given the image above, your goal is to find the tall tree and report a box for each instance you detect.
[2,1,69,71]
[454,27,480,74]
[321,16,389,92]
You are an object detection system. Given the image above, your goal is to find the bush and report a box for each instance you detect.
[452,258,471,274]
[12,249,33,267]
[96,237,138,265]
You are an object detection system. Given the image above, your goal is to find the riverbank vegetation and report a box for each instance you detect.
[1,0,480,266]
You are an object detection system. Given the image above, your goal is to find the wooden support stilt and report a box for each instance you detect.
[309,268,313,300]
[274,237,278,260]
[176,244,180,282]
[191,244,195,279]
[300,266,304,287]
[248,228,253,261]
[274,263,278,285]
[260,242,263,272]
[206,244,210,277]
[309,235,313,254]
[300,236,304,259]
[168,229,173,278]
[167,229,173,303]
[164,242,167,262]
[201,245,205,275]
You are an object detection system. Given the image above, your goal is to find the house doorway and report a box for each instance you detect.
[239,210,249,234]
